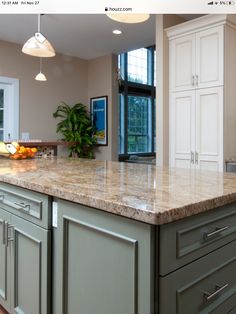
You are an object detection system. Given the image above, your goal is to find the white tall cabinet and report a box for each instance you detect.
[167,14,236,171]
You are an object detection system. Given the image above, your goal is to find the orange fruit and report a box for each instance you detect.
[19,147,26,154]
[12,153,21,159]
[31,148,37,153]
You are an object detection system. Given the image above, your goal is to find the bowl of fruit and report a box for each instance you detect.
[0,142,38,159]
[11,145,38,160]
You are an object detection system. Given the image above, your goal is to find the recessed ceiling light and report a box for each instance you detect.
[112,29,123,35]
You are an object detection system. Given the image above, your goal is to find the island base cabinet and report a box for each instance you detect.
[159,240,236,314]
[0,207,51,314]
[55,199,155,314]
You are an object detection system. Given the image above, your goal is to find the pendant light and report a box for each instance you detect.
[106,14,150,24]
[35,58,47,81]
[22,14,56,58]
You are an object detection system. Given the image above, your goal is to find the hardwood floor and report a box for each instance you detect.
[0,305,8,314]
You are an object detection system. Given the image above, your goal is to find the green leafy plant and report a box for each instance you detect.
[53,102,96,158]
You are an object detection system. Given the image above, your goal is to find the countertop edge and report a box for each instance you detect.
[1,175,236,225]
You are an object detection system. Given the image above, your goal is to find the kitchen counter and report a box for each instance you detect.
[1,157,236,314]
[0,157,236,225]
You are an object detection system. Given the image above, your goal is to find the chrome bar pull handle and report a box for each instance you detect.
[195,152,198,164]
[0,193,5,202]
[192,75,195,86]
[2,220,5,245]
[203,226,229,240]
[6,222,14,247]
[196,74,199,86]
[191,151,194,164]
[204,283,229,302]
[14,202,30,212]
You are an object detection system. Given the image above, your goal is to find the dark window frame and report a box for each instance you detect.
[119,46,156,158]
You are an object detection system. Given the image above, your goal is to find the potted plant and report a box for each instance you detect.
[53,102,96,158]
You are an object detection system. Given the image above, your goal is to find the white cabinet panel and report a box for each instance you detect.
[196,27,224,89]
[170,91,195,168]
[170,87,223,171]
[170,35,195,92]
[168,18,226,171]
[169,25,223,92]
[168,15,236,172]
[195,87,223,171]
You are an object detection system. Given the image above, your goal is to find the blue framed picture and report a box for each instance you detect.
[90,96,108,146]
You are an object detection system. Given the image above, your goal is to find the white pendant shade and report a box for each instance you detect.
[35,72,47,81]
[35,58,47,81]
[22,33,55,57]
[22,14,56,58]
[107,14,150,24]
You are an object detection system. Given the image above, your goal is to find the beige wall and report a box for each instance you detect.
[156,14,185,166]
[0,39,88,140]
[88,54,118,161]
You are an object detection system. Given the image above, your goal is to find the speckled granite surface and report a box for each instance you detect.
[0,157,236,225]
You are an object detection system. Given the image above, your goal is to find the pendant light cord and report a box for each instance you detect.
[37,14,41,33]
[40,57,42,73]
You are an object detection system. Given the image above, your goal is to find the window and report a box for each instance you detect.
[127,48,148,84]
[0,77,19,141]
[119,47,156,156]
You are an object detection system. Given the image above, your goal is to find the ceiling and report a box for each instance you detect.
[0,14,201,60]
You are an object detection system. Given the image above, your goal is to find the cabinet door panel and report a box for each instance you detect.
[170,34,195,92]
[65,218,137,314]
[195,87,223,171]
[170,91,195,168]
[196,26,223,88]
[56,200,154,314]
[11,215,50,314]
[0,208,11,313]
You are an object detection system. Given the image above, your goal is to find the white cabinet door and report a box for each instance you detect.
[170,91,195,168]
[170,35,195,92]
[195,87,223,171]
[196,26,224,89]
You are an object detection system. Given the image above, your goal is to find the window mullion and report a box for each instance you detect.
[147,47,153,86]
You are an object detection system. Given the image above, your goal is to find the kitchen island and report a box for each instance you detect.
[0,158,236,314]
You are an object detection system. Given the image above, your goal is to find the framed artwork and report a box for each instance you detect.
[90,96,108,146]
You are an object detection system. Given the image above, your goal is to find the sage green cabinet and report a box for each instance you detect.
[54,198,236,314]
[0,182,51,229]
[159,240,236,314]
[0,183,51,314]
[159,202,236,275]
[55,199,155,314]
[2,182,236,314]
[10,214,50,314]
[0,208,11,313]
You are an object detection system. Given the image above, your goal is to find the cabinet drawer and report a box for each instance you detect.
[0,182,51,229]
[159,203,236,275]
[159,240,236,314]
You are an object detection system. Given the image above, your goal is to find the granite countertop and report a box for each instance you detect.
[0,157,236,225]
